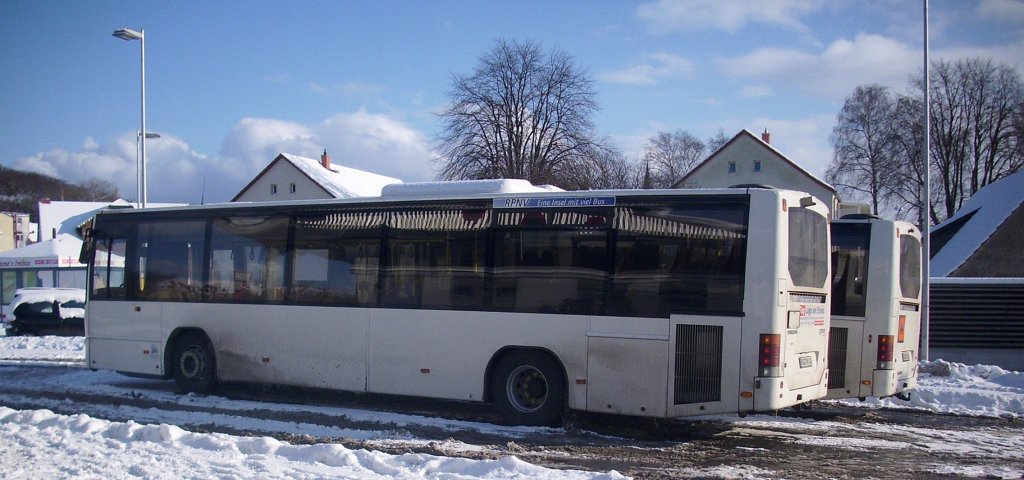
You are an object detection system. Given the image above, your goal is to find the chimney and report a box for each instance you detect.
[321,149,331,170]
[761,129,771,144]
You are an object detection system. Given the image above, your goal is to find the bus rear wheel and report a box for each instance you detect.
[172,332,218,394]
[491,351,565,426]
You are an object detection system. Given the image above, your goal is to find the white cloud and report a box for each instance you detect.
[316,110,436,181]
[717,33,919,98]
[12,111,436,205]
[598,52,696,85]
[978,0,1024,24]
[738,85,773,97]
[636,0,824,33]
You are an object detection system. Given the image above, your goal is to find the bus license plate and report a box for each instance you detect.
[799,356,813,368]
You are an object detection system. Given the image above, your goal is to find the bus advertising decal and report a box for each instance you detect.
[493,196,616,209]
[799,304,826,327]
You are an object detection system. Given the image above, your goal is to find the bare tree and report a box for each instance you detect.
[560,143,644,190]
[829,58,1022,226]
[826,85,902,215]
[75,178,120,202]
[436,39,605,187]
[887,95,928,225]
[643,130,706,188]
[706,128,730,153]
[923,58,1023,221]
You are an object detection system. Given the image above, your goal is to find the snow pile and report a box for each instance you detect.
[0,407,622,480]
[0,334,83,364]
[834,359,1024,417]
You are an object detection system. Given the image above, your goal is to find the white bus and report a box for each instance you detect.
[826,215,922,401]
[83,181,831,425]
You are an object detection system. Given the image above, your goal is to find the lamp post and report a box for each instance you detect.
[113,27,148,207]
[135,131,160,207]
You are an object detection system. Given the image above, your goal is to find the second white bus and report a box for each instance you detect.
[827,215,922,400]
[83,182,831,425]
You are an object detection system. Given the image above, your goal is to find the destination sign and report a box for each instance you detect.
[492,196,616,209]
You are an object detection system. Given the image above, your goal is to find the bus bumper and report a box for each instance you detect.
[753,375,828,411]
[872,368,918,398]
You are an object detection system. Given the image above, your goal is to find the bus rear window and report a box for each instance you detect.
[788,207,828,289]
[830,223,870,317]
[899,234,922,299]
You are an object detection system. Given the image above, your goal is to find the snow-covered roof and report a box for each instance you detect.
[381,179,564,198]
[930,170,1024,277]
[0,233,85,269]
[282,153,402,198]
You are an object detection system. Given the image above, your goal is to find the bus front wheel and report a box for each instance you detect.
[491,351,565,426]
[172,332,218,394]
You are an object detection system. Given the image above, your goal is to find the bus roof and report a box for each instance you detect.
[91,183,815,219]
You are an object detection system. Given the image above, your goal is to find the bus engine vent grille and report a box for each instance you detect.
[828,327,849,389]
[674,324,723,405]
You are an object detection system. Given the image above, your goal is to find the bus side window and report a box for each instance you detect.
[292,212,383,307]
[134,221,206,302]
[208,216,288,303]
[91,238,127,299]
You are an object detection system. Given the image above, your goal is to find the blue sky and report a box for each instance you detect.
[1,1,1022,204]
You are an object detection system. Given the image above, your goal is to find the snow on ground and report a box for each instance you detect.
[830,359,1024,417]
[1,334,1022,479]
[0,406,622,480]
[0,334,84,364]
[0,335,624,480]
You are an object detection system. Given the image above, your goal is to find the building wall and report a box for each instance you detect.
[0,214,13,253]
[0,212,32,252]
[680,134,839,216]
[234,160,332,202]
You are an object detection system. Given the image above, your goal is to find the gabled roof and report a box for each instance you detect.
[232,153,402,202]
[675,129,836,194]
[930,170,1024,277]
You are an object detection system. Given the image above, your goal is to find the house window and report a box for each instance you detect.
[728,162,736,173]
[271,184,278,194]
[290,183,296,193]
[754,161,762,172]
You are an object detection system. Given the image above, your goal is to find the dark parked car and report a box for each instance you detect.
[2,288,86,336]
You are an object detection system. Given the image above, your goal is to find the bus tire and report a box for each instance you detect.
[172,332,218,394]
[491,351,565,426]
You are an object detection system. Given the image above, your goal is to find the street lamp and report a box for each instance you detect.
[135,131,160,207]
[113,27,148,207]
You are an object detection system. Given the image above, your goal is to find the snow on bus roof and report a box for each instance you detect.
[381,179,564,198]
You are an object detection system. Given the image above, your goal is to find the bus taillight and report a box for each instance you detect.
[877,334,894,369]
[759,334,782,377]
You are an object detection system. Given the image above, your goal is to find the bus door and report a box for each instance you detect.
[87,233,165,374]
